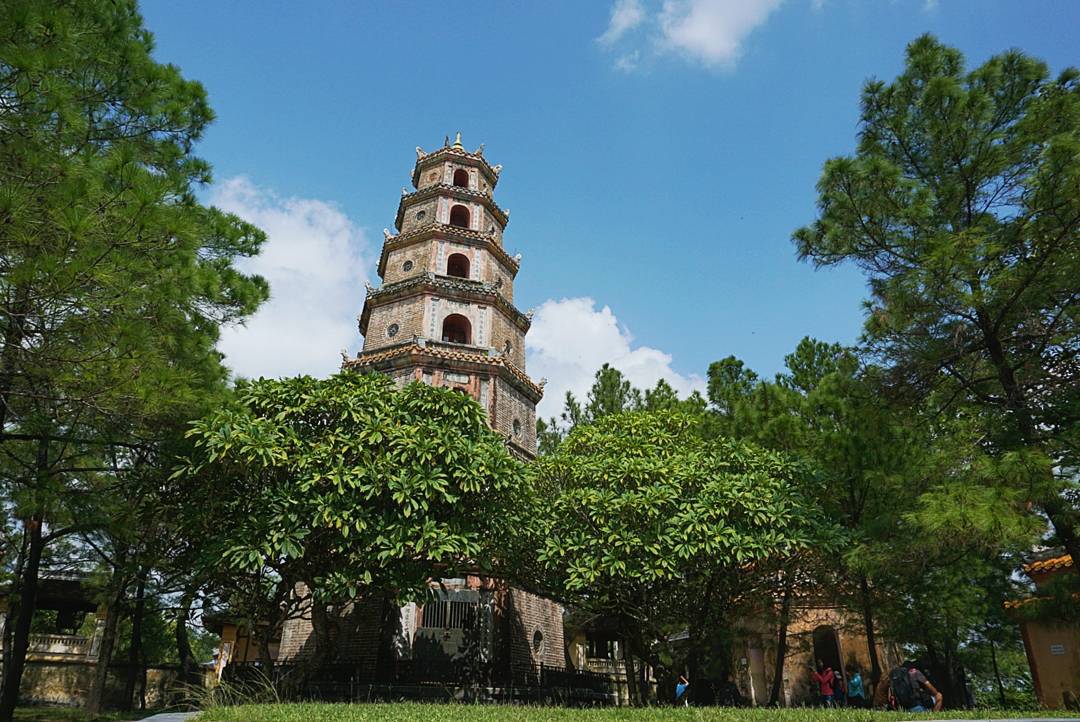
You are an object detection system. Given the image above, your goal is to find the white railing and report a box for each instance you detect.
[585,657,626,676]
[27,633,92,657]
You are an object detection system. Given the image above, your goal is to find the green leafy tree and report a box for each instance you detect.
[176,374,527,672]
[0,1,269,715]
[708,339,1042,702]
[533,411,828,705]
[794,34,1080,567]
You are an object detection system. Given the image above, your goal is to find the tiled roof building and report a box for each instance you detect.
[1009,552,1079,710]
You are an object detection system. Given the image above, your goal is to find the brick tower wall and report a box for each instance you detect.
[504,589,565,673]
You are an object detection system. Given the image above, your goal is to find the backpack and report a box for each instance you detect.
[889,666,919,710]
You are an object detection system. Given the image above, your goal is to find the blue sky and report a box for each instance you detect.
[141,0,1080,416]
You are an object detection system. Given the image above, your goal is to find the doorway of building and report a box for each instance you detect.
[812,625,845,688]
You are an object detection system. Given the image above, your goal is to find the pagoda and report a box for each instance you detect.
[343,133,542,457]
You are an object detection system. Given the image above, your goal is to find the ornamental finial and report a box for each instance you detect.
[383,228,393,241]
[444,134,450,147]
[539,378,548,389]
[415,146,426,160]
[340,348,350,364]
[513,253,522,263]
[476,143,484,156]
[526,308,535,321]
[493,164,503,175]
[452,131,464,150]
[365,281,374,293]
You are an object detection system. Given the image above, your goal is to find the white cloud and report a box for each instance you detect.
[526,297,705,419]
[598,0,647,45]
[658,0,784,67]
[596,0,787,70]
[210,176,373,380]
[614,50,642,72]
[206,181,702,421]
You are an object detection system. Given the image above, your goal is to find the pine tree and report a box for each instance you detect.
[794,34,1080,569]
[0,1,269,716]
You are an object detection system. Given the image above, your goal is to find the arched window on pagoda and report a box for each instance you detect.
[453,168,470,188]
[449,204,470,228]
[441,314,471,345]
[446,253,470,279]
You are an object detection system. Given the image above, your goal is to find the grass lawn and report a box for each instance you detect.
[193,704,1080,722]
[14,707,162,722]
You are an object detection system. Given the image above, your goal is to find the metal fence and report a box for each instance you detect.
[223,660,615,705]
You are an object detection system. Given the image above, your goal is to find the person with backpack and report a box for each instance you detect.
[888,661,943,712]
[811,661,836,707]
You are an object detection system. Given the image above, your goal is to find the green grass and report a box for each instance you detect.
[14,707,162,722]
[194,704,1080,722]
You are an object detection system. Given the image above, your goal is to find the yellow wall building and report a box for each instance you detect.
[1012,554,1080,710]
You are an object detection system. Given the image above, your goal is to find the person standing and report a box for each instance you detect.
[846,668,866,708]
[811,662,836,707]
[675,674,690,706]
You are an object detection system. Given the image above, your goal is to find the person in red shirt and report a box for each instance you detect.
[812,661,836,707]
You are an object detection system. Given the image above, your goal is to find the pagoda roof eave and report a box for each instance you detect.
[343,339,543,402]
[411,146,501,189]
[358,273,530,336]
[395,184,509,231]
[377,223,520,280]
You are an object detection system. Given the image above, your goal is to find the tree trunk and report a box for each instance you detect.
[941,640,967,709]
[0,438,50,722]
[686,645,699,705]
[768,579,792,706]
[122,567,147,710]
[0,513,44,722]
[175,586,199,687]
[989,639,1005,708]
[257,629,274,673]
[87,555,128,713]
[1,531,29,680]
[301,597,334,683]
[859,575,882,688]
[622,639,639,707]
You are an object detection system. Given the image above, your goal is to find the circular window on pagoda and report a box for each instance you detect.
[513,419,522,437]
[415,210,426,222]
[402,260,413,272]
[387,323,399,338]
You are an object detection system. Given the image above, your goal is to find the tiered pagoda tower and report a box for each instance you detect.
[343,134,542,457]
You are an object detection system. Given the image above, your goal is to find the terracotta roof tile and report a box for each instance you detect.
[343,340,543,400]
[1023,554,1073,574]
